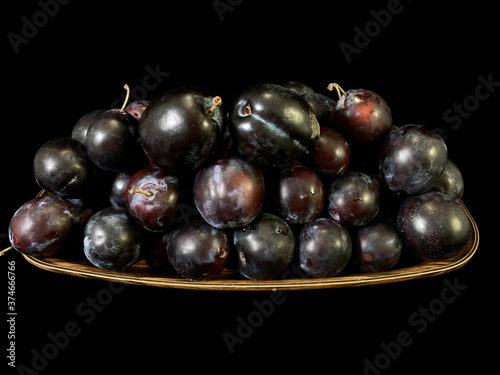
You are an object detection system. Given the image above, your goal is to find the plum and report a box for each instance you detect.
[33,138,96,198]
[379,124,448,195]
[233,213,295,280]
[125,168,181,232]
[228,83,320,168]
[83,207,143,271]
[397,191,472,260]
[351,222,402,272]
[139,87,224,173]
[304,127,350,177]
[298,218,352,277]
[302,91,336,127]
[86,108,141,172]
[327,171,380,227]
[193,156,265,229]
[276,165,324,224]
[429,159,464,201]
[9,195,80,257]
[331,86,392,145]
[166,221,229,280]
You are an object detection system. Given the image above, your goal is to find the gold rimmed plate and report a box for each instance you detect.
[18,201,479,291]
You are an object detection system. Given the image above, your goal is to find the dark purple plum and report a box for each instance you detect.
[429,159,464,201]
[229,83,320,168]
[276,165,324,224]
[331,87,392,145]
[9,195,80,257]
[298,218,352,278]
[397,191,472,260]
[125,168,181,232]
[86,108,140,172]
[304,127,350,177]
[109,172,133,208]
[166,221,229,280]
[351,222,402,272]
[281,81,314,95]
[71,109,106,145]
[124,100,150,120]
[302,92,336,126]
[139,87,224,173]
[327,171,380,227]
[233,213,295,280]
[193,156,265,229]
[83,207,142,271]
[379,125,448,195]
[33,138,96,198]
[142,231,175,274]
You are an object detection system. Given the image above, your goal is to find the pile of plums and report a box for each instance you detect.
[7,81,473,281]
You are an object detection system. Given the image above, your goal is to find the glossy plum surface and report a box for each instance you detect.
[281,81,314,95]
[193,156,265,229]
[229,83,320,168]
[302,92,336,126]
[327,171,380,227]
[167,221,229,280]
[9,196,80,257]
[109,172,132,208]
[86,109,140,172]
[124,100,150,120]
[379,125,448,195]
[351,222,402,272]
[71,109,106,145]
[333,88,392,145]
[126,168,181,232]
[304,127,350,177]
[298,218,352,277]
[83,207,143,270]
[397,191,472,260]
[33,138,96,198]
[139,87,225,173]
[429,159,464,201]
[276,165,324,224]
[233,213,295,280]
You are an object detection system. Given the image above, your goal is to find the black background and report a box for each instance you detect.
[2,1,496,374]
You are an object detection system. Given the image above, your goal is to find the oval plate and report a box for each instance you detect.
[20,202,479,291]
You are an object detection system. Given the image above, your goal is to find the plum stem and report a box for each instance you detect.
[119,84,131,112]
[206,96,222,116]
[327,83,346,109]
[0,246,13,256]
[129,189,152,196]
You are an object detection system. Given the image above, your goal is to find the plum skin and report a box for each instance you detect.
[397,191,472,260]
[85,109,140,172]
[229,83,320,168]
[83,207,143,271]
[233,213,295,280]
[327,171,380,227]
[9,195,80,257]
[138,87,225,173]
[351,222,402,272]
[166,221,229,280]
[333,88,392,145]
[379,124,448,195]
[193,156,265,229]
[277,165,324,224]
[33,138,96,198]
[304,127,351,177]
[299,218,352,278]
[125,168,181,232]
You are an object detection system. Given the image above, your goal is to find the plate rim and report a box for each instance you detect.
[20,201,479,291]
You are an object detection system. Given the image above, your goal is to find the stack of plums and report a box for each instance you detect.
[7,81,472,281]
